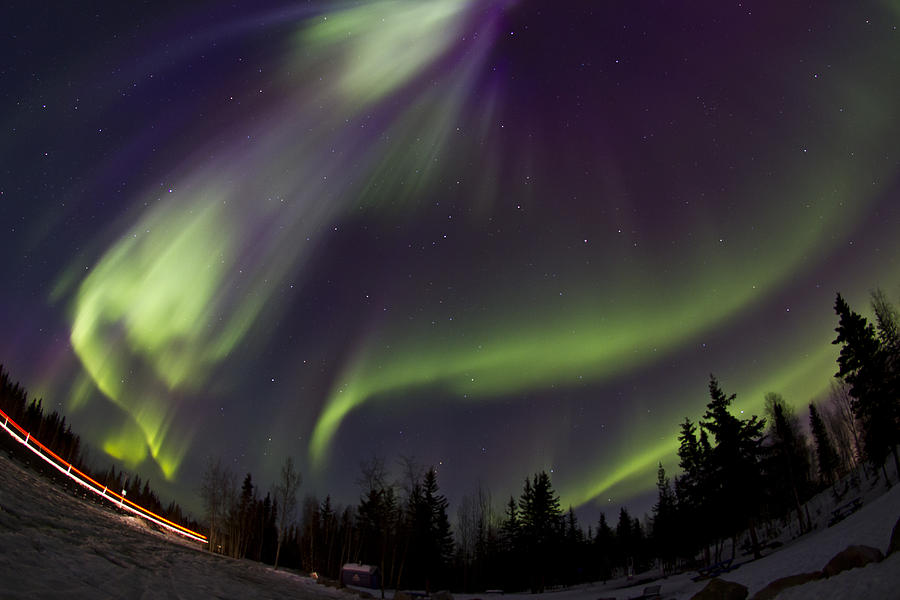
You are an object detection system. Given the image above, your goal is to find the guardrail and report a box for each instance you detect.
[0,406,207,544]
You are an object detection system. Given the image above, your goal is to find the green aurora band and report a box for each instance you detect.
[58,0,493,479]
[48,0,900,510]
[308,60,898,486]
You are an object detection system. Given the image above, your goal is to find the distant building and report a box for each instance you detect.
[340,563,381,589]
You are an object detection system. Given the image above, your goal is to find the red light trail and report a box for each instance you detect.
[0,406,207,544]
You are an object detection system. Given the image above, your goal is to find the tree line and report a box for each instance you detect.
[0,364,200,533]
[1,285,897,590]
[633,288,899,575]
[0,367,82,467]
[207,287,897,590]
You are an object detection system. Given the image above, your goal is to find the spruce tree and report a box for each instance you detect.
[833,293,899,475]
[501,496,519,550]
[651,463,677,573]
[422,467,454,587]
[594,512,613,583]
[404,468,453,590]
[563,507,583,585]
[500,496,520,590]
[700,375,766,559]
[518,472,561,592]
[765,394,810,532]
[615,507,634,575]
[871,289,900,472]
[676,417,712,560]
[809,403,840,486]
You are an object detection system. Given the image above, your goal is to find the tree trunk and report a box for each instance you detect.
[748,520,761,560]
[792,486,807,535]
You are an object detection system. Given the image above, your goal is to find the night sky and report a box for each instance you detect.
[2,1,899,519]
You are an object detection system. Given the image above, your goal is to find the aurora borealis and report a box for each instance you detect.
[2,1,899,517]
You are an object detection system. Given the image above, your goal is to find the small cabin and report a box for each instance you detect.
[340,563,381,589]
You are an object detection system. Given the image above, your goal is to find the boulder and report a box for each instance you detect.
[748,572,822,600]
[394,592,412,600]
[822,544,884,577]
[690,577,748,600]
[432,591,453,600]
[889,515,900,555]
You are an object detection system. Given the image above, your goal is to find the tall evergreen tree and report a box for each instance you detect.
[237,473,257,559]
[422,467,454,588]
[319,496,338,577]
[833,293,900,475]
[615,506,634,576]
[358,484,396,589]
[594,512,613,583]
[562,507,584,586]
[871,290,900,471]
[518,472,562,592]
[651,463,677,574]
[872,289,900,381]
[499,496,520,590]
[700,375,766,559]
[809,402,839,486]
[500,496,519,550]
[403,467,453,591]
[764,394,810,533]
[676,417,712,561]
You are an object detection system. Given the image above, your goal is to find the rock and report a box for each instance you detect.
[822,544,884,577]
[889,515,900,555]
[748,572,822,600]
[393,592,412,600]
[689,577,748,600]
[432,591,453,600]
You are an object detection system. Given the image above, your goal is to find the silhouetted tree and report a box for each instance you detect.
[498,496,520,589]
[200,457,236,554]
[405,467,453,591]
[273,456,301,569]
[518,471,562,592]
[615,507,635,576]
[871,289,900,472]
[594,512,614,582]
[700,375,766,560]
[764,393,810,532]
[676,417,712,561]
[562,506,585,585]
[822,381,864,476]
[833,293,900,477]
[651,463,677,574]
[809,402,840,487]
[319,495,339,577]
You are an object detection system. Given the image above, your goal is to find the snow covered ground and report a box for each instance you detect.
[454,477,900,600]
[0,453,358,599]
[1,450,898,599]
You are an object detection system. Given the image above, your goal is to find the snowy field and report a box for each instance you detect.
[454,476,900,600]
[1,452,898,599]
[0,454,357,599]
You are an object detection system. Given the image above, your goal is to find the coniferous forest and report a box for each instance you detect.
[0,367,203,534]
[1,288,898,592]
